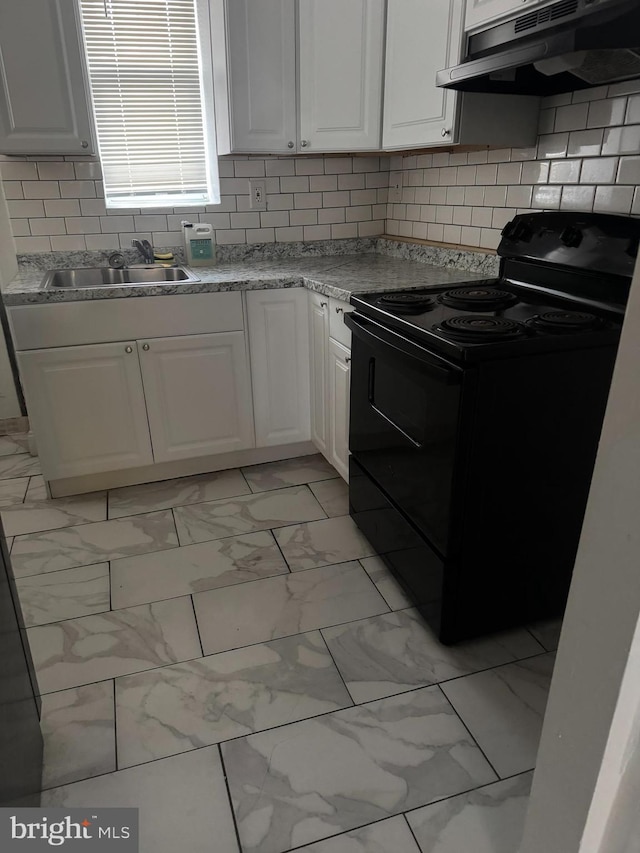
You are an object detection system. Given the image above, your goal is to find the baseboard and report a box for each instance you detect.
[0,416,29,436]
[48,441,318,497]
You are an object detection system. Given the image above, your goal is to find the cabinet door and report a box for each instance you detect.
[247,289,311,447]
[0,0,95,155]
[308,292,329,454]
[138,333,255,463]
[218,0,297,153]
[466,0,544,31]
[298,0,384,151]
[17,342,152,480]
[383,0,462,150]
[328,337,351,482]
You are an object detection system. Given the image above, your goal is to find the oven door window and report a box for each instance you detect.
[348,315,463,556]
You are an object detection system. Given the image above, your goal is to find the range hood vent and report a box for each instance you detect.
[514,0,578,35]
[437,0,640,95]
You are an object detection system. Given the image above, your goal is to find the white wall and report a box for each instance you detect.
[520,255,640,852]
[0,177,21,419]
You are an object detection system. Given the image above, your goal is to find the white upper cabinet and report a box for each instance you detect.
[137,333,255,464]
[383,0,539,150]
[0,0,95,155]
[383,0,461,150]
[212,0,385,154]
[246,289,311,447]
[465,0,548,31]
[211,0,297,154]
[298,0,384,152]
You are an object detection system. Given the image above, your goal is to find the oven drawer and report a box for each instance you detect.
[349,457,447,638]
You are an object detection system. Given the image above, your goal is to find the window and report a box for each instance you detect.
[80,0,219,208]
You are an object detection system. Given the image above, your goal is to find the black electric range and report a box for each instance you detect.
[346,212,639,644]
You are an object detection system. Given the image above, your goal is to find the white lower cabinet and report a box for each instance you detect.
[308,292,330,454]
[328,337,351,481]
[137,333,254,463]
[246,288,311,447]
[18,341,153,480]
[308,292,353,482]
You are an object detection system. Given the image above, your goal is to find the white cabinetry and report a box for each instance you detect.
[0,0,95,155]
[383,0,539,150]
[308,292,329,455]
[211,0,384,154]
[308,292,353,482]
[246,289,311,447]
[18,342,153,480]
[328,337,351,481]
[137,333,254,463]
[211,0,297,153]
[465,0,548,31]
[298,0,384,152]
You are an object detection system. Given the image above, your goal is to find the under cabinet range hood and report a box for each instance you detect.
[437,0,640,95]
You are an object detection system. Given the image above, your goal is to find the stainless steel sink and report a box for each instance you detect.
[43,265,200,289]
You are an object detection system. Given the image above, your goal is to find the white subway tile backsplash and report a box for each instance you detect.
[460,226,481,247]
[602,125,640,155]
[246,227,275,243]
[8,200,45,218]
[323,158,353,174]
[338,173,365,191]
[632,187,640,215]
[215,229,246,245]
[80,199,107,217]
[275,225,304,241]
[23,180,60,199]
[538,133,570,159]
[554,103,589,132]
[581,157,618,184]
[304,224,331,241]
[480,228,501,250]
[330,223,357,239]
[234,160,265,178]
[521,161,550,184]
[294,192,323,210]
[353,157,380,173]
[309,174,337,192]
[14,236,52,252]
[280,176,309,193]
[491,208,516,230]
[295,158,325,176]
[345,205,373,222]
[443,224,462,243]
[464,186,485,206]
[567,128,604,157]
[100,215,134,233]
[37,162,75,180]
[0,162,38,181]
[572,85,608,103]
[10,219,30,237]
[290,209,318,226]
[506,185,533,208]
[74,161,102,180]
[445,186,465,206]
[412,221,428,240]
[323,190,350,208]
[29,217,66,236]
[470,207,492,227]
[260,210,289,228]
[593,185,634,214]
[497,162,522,185]
[59,180,97,199]
[44,199,80,217]
[587,97,627,128]
[617,156,640,184]
[561,185,596,211]
[452,206,472,226]
[549,160,581,184]
[476,164,498,185]
[3,181,23,200]
[230,212,261,229]
[51,235,87,251]
[626,94,640,124]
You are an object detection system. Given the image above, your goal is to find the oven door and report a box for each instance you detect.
[346,312,465,557]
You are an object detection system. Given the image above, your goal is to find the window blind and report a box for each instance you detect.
[80,0,218,208]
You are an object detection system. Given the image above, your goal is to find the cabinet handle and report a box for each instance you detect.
[441,128,451,138]
[336,307,344,314]
[142,343,150,351]
[287,141,295,149]
[345,356,351,363]
[300,139,309,148]
[125,346,133,354]
[320,301,327,308]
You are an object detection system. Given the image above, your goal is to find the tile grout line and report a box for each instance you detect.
[189,594,205,659]
[402,813,422,851]
[355,557,392,613]
[112,679,119,772]
[316,628,355,709]
[216,744,244,853]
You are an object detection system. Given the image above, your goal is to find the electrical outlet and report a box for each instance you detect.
[249,179,267,211]
[389,171,403,203]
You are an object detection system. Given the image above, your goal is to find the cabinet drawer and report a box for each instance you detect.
[9,292,244,351]
[329,297,353,348]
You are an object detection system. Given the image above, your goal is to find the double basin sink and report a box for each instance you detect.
[43,265,199,289]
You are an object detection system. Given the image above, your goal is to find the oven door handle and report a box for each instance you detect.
[345,312,463,385]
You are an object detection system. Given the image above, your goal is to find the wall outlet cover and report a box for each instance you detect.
[389,171,403,203]
[249,179,267,211]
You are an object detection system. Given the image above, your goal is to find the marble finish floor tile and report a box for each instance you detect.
[528,618,563,651]
[223,686,497,853]
[406,772,533,853]
[274,515,377,571]
[193,561,389,655]
[0,476,29,506]
[442,653,556,778]
[42,746,239,853]
[0,453,41,479]
[0,434,29,456]
[309,477,349,517]
[174,484,326,546]
[28,596,202,693]
[111,530,288,609]
[108,468,251,518]
[41,681,116,789]
[295,816,420,853]
[11,509,178,578]
[359,556,413,611]
[1,479,107,536]
[322,608,544,704]
[16,563,110,627]
[116,631,352,768]
[242,453,338,493]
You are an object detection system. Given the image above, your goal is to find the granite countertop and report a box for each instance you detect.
[2,240,500,306]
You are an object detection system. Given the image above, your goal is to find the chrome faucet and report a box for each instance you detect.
[131,239,154,264]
